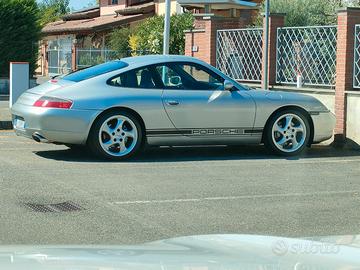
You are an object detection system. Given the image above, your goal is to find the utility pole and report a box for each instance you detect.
[163,0,171,55]
[263,0,270,89]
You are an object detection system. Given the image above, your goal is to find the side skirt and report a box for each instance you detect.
[146,128,263,146]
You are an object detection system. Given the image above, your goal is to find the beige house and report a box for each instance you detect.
[38,0,182,76]
[38,0,261,76]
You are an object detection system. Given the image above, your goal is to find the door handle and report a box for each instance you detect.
[166,100,180,106]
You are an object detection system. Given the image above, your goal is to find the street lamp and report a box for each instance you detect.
[263,0,270,89]
[163,0,171,55]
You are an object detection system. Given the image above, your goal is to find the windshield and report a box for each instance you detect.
[62,61,128,82]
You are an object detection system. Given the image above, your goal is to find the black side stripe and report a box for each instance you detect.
[146,128,263,137]
[244,129,263,134]
[146,129,192,135]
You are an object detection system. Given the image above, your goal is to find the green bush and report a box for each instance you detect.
[0,0,41,77]
[135,12,194,54]
[108,27,132,58]
[108,12,194,56]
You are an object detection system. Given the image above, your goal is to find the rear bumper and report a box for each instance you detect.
[311,111,336,143]
[11,103,100,145]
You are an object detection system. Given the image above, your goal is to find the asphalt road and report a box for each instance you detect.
[1,130,360,245]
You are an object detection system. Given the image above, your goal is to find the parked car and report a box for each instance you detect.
[11,55,335,160]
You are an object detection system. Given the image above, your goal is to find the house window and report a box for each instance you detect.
[110,0,118,4]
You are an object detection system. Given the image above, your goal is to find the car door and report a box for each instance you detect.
[105,65,174,131]
[158,62,256,140]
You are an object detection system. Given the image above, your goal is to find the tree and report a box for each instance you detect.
[108,12,194,56]
[256,0,359,27]
[0,0,41,77]
[38,0,70,26]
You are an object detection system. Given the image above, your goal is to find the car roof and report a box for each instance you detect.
[120,55,202,66]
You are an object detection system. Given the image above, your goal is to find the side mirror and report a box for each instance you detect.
[169,76,181,86]
[224,80,235,91]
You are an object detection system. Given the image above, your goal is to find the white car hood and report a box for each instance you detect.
[0,234,359,269]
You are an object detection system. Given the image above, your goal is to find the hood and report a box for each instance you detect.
[0,234,359,270]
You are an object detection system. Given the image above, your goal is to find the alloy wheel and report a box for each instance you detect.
[98,115,138,157]
[271,113,307,153]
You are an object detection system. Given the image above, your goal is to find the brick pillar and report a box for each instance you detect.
[261,13,285,89]
[184,14,247,67]
[334,7,360,144]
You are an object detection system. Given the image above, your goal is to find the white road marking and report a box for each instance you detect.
[95,158,360,170]
[110,190,360,205]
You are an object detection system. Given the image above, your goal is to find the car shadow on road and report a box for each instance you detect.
[34,144,360,163]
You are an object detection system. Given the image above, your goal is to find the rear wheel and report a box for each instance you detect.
[264,109,310,156]
[88,110,143,160]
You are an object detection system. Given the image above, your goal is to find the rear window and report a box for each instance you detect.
[62,61,128,82]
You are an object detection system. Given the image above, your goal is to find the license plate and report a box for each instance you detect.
[15,119,25,129]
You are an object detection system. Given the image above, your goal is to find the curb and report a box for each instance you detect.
[0,121,12,130]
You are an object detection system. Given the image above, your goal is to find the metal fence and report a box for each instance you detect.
[48,49,72,75]
[216,28,263,82]
[47,38,72,75]
[276,26,337,87]
[76,48,118,69]
[354,25,360,88]
[76,48,153,69]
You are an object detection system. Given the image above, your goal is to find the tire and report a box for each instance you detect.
[264,109,311,156]
[87,110,143,160]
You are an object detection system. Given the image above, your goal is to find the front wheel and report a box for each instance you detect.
[88,110,143,160]
[264,109,311,156]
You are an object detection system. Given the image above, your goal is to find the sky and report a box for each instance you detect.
[68,0,96,11]
[37,0,97,11]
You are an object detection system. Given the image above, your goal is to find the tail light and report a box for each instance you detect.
[33,96,73,109]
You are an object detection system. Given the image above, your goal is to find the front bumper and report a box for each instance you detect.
[11,103,100,145]
[311,111,336,143]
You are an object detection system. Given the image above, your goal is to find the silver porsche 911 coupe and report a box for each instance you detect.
[12,55,335,160]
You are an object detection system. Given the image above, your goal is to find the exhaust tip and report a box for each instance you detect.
[32,134,41,143]
[32,132,48,143]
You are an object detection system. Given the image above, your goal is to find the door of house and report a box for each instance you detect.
[47,38,72,76]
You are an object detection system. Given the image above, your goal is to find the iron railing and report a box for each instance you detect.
[276,25,337,87]
[76,48,118,69]
[216,28,263,82]
[47,48,72,75]
[76,48,152,69]
[354,25,360,88]
[47,38,72,75]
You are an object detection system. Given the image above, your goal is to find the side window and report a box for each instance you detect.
[182,65,217,83]
[178,63,224,90]
[108,67,159,89]
[155,65,184,89]
[154,63,225,90]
